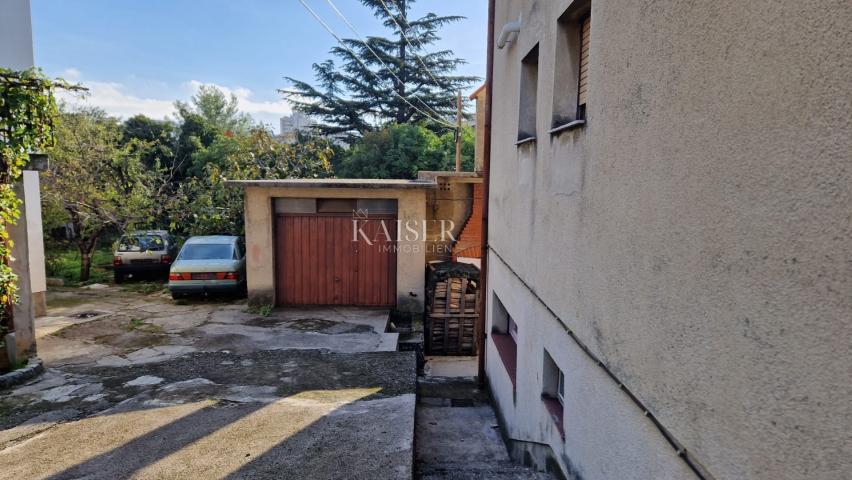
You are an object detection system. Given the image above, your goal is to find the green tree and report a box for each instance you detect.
[337,123,473,179]
[173,86,254,180]
[43,107,161,281]
[166,128,335,236]
[172,110,218,181]
[283,0,478,140]
[121,114,176,170]
[176,85,253,133]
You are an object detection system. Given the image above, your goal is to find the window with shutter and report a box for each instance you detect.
[551,2,590,132]
[578,16,591,113]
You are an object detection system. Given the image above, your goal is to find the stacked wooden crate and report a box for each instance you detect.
[426,262,480,356]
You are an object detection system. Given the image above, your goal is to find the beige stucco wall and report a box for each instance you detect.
[425,177,483,263]
[487,0,851,479]
[243,186,428,313]
[23,171,47,317]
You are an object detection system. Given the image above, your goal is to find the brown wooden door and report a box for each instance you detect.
[276,214,396,306]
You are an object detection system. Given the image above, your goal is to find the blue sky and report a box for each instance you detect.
[31,0,488,132]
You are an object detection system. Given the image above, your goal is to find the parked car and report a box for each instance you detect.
[113,230,177,283]
[168,235,247,299]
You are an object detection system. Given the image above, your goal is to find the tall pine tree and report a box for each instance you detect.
[283,0,478,141]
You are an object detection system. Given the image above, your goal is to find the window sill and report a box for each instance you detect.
[492,333,517,388]
[549,120,586,135]
[542,394,565,439]
[514,136,537,147]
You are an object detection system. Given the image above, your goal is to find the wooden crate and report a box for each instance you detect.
[426,263,480,356]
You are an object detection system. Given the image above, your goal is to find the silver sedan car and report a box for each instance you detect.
[168,236,247,299]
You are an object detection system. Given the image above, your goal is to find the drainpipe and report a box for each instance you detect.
[478,0,495,387]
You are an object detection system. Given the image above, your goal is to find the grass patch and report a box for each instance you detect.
[245,304,274,317]
[121,282,165,295]
[125,318,164,334]
[45,247,114,286]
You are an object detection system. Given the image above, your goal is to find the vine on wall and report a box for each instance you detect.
[0,68,80,334]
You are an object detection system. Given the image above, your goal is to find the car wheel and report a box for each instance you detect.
[114,272,124,284]
[171,291,183,300]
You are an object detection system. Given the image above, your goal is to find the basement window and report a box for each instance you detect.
[517,44,539,145]
[542,350,565,439]
[551,1,591,135]
[491,293,518,390]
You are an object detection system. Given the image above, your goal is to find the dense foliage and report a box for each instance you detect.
[166,129,334,236]
[337,123,473,179]
[284,0,478,141]
[0,68,74,331]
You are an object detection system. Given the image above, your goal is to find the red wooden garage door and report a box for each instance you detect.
[275,214,397,306]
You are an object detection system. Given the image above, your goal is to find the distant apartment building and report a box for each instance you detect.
[279,111,314,134]
[484,1,850,479]
[278,112,315,143]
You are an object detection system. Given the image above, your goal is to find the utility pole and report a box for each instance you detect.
[455,90,462,172]
[397,0,407,123]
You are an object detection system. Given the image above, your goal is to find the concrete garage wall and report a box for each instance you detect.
[486,0,851,479]
[243,185,428,313]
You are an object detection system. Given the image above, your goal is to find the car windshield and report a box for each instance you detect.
[178,244,234,260]
[118,235,164,252]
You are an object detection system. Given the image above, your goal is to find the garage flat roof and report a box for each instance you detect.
[226,178,437,189]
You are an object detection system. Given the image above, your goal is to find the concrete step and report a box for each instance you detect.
[415,374,554,480]
[418,461,552,479]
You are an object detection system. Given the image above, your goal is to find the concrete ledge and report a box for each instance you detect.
[0,357,44,390]
[227,178,437,189]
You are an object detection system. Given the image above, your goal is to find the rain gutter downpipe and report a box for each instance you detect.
[478,0,495,387]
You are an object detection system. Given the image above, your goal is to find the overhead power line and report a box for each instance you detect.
[296,0,457,129]
[323,0,448,121]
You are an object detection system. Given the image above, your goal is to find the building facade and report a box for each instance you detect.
[279,112,314,136]
[1,0,48,360]
[484,1,851,479]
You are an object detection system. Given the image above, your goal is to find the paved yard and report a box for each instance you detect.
[0,285,415,479]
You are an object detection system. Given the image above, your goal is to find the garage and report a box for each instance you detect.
[274,198,398,306]
[232,178,433,313]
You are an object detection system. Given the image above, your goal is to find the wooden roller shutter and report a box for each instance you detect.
[578,16,590,107]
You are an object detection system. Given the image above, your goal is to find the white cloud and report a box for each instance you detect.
[61,68,81,80]
[55,70,293,131]
[57,80,176,120]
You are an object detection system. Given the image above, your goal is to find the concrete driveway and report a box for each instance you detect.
[0,285,415,479]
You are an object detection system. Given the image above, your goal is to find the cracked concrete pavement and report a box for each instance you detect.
[0,285,415,480]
